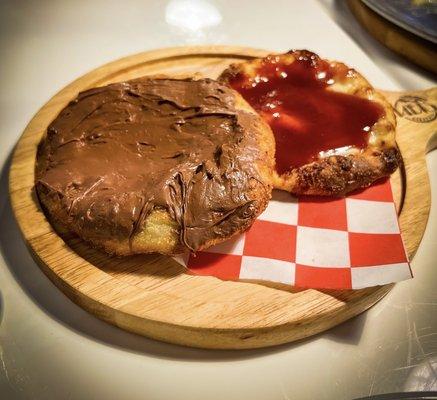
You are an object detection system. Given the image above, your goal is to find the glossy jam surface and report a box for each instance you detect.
[228,53,384,173]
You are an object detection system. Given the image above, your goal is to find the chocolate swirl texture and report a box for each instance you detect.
[35,78,273,255]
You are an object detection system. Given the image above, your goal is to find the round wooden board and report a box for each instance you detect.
[9,46,435,349]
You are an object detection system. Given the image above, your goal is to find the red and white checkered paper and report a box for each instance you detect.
[174,179,411,289]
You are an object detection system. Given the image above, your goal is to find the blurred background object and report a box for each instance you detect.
[347,0,437,74]
[364,0,437,43]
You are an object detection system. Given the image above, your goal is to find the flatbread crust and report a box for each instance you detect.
[219,50,400,196]
[35,78,275,256]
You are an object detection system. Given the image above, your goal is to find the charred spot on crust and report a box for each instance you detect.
[382,147,401,174]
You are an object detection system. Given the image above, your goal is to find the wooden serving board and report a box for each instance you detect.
[9,46,437,349]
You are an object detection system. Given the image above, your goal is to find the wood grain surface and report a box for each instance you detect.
[9,46,437,349]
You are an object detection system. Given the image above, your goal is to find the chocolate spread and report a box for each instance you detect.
[35,78,270,252]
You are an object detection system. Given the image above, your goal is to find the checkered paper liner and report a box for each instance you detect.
[174,180,412,290]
